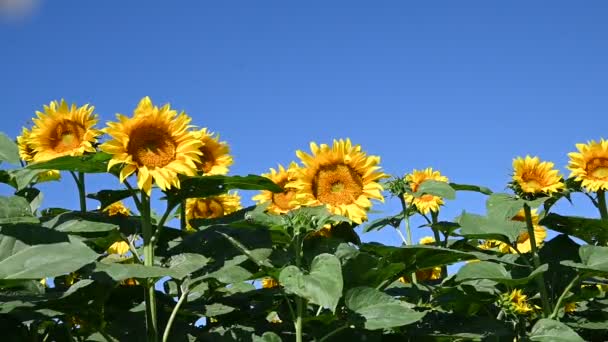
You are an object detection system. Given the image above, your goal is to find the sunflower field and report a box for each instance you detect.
[1,97,608,342]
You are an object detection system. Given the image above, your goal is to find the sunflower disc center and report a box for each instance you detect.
[193,199,224,219]
[52,120,85,152]
[312,164,363,206]
[128,126,177,168]
[589,159,608,179]
[272,189,296,211]
[197,146,216,173]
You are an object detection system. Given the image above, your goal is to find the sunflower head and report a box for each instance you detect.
[252,162,301,214]
[193,128,233,175]
[103,201,131,217]
[17,127,35,162]
[419,236,436,245]
[511,156,564,198]
[564,302,577,314]
[100,97,203,195]
[399,266,442,284]
[500,289,539,315]
[28,100,101,162]
[107,241,130,256]
[289,139,387,224]
[568,139,608,192]
[261,277,279,289]
[184,192,242,231]
[404,168,449,214]
[17,127,61,183]
[493,209,546,254]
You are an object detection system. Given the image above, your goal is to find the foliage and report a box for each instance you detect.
[0,108,606,342]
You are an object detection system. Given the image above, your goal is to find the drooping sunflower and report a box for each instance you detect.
[512,156,564,196]
[28,99,101,162]
[399,237,442,283]
[102,201,131,216]
[252,162,300,214]
[16,127,61,182]
[100,97,203,195]
[404,168,448,214]
[193,128,233,175]
[493,209,547,254]
[289,139,387,224]
[107,241,130,256]
[184,192,242,231]
[568,139,608,192]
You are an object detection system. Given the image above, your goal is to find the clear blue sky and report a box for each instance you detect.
[2,1,607,246]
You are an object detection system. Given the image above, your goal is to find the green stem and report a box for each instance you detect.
[523,203,551,317]
[398,196,417,284]
[550,274,581,319]
[70,171,87,212]
[294,233,304,342]
[162,289,190,342]
[431,212,447,278]
[597,190,608,221]
[319,324,349,342]
[152,204,173,247]
[141,192,158,342]
[180,201,187,230]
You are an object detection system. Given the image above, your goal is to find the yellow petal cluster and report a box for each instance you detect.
[193,128,233,175]
[100,97,203,195]
[512,156,564,196]
[252,162,300,214]
[28,99,101,162]
[107,241,130,256]
[568,139,608,192]
[261,277,279,289]
[494,209,547,254]
[102,201,131,217]
[289,139,387,224]
[404,168,448,214]
[502,289,539,314]
[185,192,242,231]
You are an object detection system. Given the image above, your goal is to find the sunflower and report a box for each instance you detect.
[252,162,300,214]
[568,139,608,192]
[107,241,130,256]
[404,168,448,214]
[399,237,442,283]
[501,289,539,315]
[419,236,436,246]
[262,277,279,289]
[28,100,101,162]
[289,139,387,224]
[100,97,202,195]
[102,201,131,216]
[512,156,564,196]
[564,302,577,314]
[492,209,547,254]
[184,192,242,231]
[16,127,61,182]
[193,128,233,175]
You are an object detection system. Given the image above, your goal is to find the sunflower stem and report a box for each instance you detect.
[597,190,608,221]
[141,191,158,342]
[294,232,304,342]
[398,196,417,284]
[70,171,87,213]
[550,274,581,320]
[523,203,551,317]
[431,211,448,278]
[180,201,187,230]
[162,288,189,342]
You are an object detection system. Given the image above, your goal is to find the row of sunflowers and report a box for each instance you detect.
[1,97,607,341]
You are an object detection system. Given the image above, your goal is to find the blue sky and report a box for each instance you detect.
[1,1,608,246]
